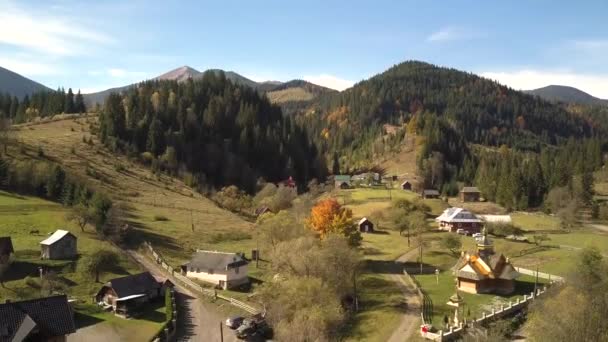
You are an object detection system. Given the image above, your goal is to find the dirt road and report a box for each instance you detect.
[128,251,237,342]
[386,248,422,342]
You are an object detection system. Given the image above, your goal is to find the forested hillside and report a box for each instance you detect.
[295,61,607,209]
[0,88,86,122]
[98,70,326,193]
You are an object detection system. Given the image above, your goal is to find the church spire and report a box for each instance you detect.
[477,226,494,257]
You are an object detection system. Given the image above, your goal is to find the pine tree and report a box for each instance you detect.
[74,90,86,113]
[332,152,340,175]
[65,88,75,113]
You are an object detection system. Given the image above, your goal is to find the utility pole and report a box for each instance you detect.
[190,209,194,232]
[353,268,359,311]
[419,243,423,274]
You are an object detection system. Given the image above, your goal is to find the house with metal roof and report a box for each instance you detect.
[453,229,520,295]
[181,250,249,290]
[436,207,483,233]
[95,272,163,318]
[0,295,76,342]
[40,230,77,260]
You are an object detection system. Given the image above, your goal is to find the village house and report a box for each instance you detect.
[436,207,483,233]
[421,189,440,199]
[351,172,380,185]
[401,180,412,191]
[181,250,249,290]
[0,295,76,342]
[40,230,77,260]
[0,237,14,272]
[358,217,374,233]
[334,175,352,189]
[95,272,164,318]
[453,229,520,295]
[460,186,481,202]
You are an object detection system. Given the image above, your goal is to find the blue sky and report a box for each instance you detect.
[1,0,608,97]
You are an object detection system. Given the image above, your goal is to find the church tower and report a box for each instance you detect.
[476,227,494,259]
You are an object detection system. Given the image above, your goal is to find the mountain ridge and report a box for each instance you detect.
[525,85,607,106]
[0,66,52,98]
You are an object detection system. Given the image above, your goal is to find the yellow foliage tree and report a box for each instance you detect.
[307,198,361,246]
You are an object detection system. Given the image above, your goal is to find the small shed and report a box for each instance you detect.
[254,206,271,217]
[421,189,440,199]
[358,218,374,233]
[401,180,412,191]
[460,186,481,202]
[40,230,77,260]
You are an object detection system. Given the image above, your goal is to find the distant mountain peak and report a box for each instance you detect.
[525,85,607,106]
[0,66,51,98]
[155,66,202,82]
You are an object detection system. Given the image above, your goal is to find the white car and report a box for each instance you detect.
[472,233,483,239]
[456,229,467,235]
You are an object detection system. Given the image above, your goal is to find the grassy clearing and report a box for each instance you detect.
[0,191,141,302]
[512,212,562,231]
[338,188,448,218]
[14,118,253,267]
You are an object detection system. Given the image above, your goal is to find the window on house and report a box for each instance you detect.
[196,268,200,273]
[209,269,214,274]
[235,267,239,274]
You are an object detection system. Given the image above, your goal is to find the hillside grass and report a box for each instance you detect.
[0,190,141,301]
[13,118,253,267]
[267,87,314,103]
[511,212,562,231]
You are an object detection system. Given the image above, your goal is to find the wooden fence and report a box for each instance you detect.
[403,268,432,325]
[151,288,177,342]
[144,242,261,315]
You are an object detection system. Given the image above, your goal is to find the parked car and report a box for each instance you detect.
[456,229,467,235]
[226,316,245,329]
[472,232,483,239]
[235,317,272,340]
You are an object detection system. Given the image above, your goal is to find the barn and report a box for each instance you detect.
[95,272,163,318]
[358,217,374,233]
[40,230,77,260]
[401,180,412,191]
[460,186,481,202]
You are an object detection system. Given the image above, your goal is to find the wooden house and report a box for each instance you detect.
[436,207,483,233]
[460,186,481,202]
[254,206,271,217]
[453,229,519,295]
[401,180,412,191]
[421,189,440,199]
[0,295,76,342]
[95,272,162,318]
[358,217,374,233]
[40,230,77,260]
[181,250,249,290]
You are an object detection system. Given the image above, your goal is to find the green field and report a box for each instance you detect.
[339,188,448,218]
[512,212,562,231]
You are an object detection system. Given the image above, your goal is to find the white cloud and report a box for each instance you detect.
[107,68,147,78]
[480,69,608,99]
[0,57,60,76]
[427,27,484,43]
[0,1,114,56]
[303,74,355,91]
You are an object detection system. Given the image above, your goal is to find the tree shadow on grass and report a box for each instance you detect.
[137,300,167,323]
[74,311,105,329]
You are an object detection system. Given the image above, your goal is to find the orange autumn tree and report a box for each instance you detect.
[307,198,361,246]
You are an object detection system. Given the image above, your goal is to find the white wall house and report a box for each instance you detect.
[181,250,249,290]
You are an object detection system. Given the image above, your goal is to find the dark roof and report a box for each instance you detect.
[461,186,480,193]
[0,295,76,341]
[105,272,161,298]
[183,251,248,271]
[0,237,14,255]
[254,207,270,216]
[422,189,440,196]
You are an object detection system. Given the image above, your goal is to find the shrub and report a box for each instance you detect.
[205,231,251,244]
[154,215,169,222]
[37,146,44,157]
[486,222,523,237]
